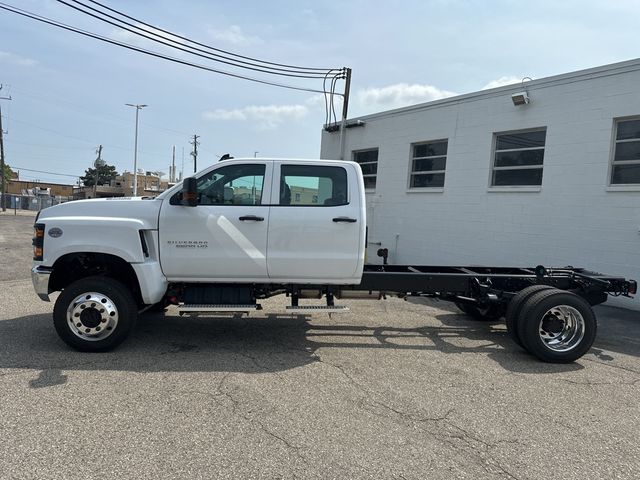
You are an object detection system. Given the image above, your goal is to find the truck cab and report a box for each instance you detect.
[31,158,366,352]
[157,159,366,284]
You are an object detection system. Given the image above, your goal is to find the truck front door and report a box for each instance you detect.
[159,162,272,281]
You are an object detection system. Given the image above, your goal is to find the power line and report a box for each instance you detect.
[0,2,339,95]
[10,87,194,137]
[7,115,169,156]
[83,0,335,72]
[60,0,341,78]
[10,166,80,177]
[6,139,95,150]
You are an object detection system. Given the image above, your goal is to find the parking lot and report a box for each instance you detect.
[0,212,638,479]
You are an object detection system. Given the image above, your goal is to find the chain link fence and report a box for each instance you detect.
[1,194,74,212]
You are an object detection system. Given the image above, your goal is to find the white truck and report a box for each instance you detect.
[31,158,636,363]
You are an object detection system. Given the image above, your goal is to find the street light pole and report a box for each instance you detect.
[125,103,147,196]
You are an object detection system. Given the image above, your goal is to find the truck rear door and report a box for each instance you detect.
[266,161,364,283]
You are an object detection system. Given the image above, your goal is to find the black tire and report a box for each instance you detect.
[517,289,597,363]
[53,276,138,352]
[505,285,556,348]
[455,302,501,321]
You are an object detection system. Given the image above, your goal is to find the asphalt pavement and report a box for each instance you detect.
[0,213,638,479]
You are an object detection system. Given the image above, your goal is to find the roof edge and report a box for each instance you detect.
[345,57,640,122]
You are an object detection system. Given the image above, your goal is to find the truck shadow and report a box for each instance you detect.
[1,305,637,387]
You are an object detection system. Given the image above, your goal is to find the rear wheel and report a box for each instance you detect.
[505,285,556,348]
[53,276,138,352]
[517,290,596,363]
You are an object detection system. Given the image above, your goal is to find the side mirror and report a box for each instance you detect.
[181,177,197,206]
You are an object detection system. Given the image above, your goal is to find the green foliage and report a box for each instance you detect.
[1,163,13,181]
[80,164,118,186]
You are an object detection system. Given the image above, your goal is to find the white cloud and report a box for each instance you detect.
[356,83,457,112]
[304,94,327,107]
[482,76,522,89]
[208,26,262,46]
[202,104,308,130]
[0,51,37,67]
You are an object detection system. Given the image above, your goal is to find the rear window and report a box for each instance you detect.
[279,165,348,206]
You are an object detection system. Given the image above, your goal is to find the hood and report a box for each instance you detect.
[37,197,163,230]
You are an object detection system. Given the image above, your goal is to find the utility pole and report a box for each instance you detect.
[338,67,352,160]
[171,145,176,183]
[125,103,147,196]
[0,86,12,212]
[93,144,103,198]
[190,134,200,174]
[0,106,6,212]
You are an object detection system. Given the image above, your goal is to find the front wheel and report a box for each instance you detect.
[53,276,138,352]
[517,290,597,363]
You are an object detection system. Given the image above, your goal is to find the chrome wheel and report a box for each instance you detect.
[538,305,585,352]
[66,292,119,341]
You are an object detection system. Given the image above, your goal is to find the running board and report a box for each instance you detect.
[178,304,259,316]
[285,305,349,314]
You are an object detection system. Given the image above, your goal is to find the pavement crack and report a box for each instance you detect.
[560,377,639,386]
[583,358,640,375]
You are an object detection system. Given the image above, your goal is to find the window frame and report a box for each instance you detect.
[489,127,547,189]
[408,139,448,190]
[170,163,266,206]
[352,148,379,191]
[609,116,640,187]
[278,164,349,207]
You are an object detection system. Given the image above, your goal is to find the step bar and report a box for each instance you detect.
[178,304,259,316]
[176,304,350,316]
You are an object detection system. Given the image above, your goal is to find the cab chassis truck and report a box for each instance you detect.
[30,158,637,363]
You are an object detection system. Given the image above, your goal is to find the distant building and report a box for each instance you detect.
[76,171,170,199]
[7,179,74,197]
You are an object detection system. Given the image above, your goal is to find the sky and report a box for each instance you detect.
[1,0,640,185]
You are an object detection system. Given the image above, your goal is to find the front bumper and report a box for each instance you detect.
[31,266,53,301]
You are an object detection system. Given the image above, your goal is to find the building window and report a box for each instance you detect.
[409,140,448,188]
[491,129,546,186]
[352,148,378,189]
[611,118,640,185]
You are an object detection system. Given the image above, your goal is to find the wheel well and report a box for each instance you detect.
[49,253,143,305]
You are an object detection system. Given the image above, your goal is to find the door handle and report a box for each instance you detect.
[332,216,357,223]
[239,215,264,222]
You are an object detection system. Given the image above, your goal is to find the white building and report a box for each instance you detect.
[320,58,640,310]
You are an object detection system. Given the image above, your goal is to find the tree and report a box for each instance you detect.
[1,163,13,182]
[80,163,117,187]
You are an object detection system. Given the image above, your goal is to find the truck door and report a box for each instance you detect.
[266,162,363,282]
[159,162,272,281]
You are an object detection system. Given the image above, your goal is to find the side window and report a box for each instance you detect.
[352,148,378,189]
[280,165,348,206]
[491,129,546,186]
[409,140,448,188]
[611,118,640,185]
[197,164,265,205]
